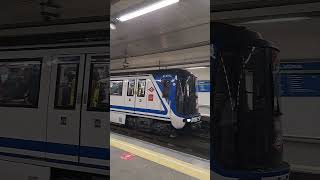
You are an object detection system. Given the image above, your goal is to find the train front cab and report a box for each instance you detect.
[211,22,290,180]
[153,70,201,128]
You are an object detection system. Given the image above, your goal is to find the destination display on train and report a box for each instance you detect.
[280,62,320,97]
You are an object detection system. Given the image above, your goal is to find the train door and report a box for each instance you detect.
[146,78,161,110]
[80,54,109,167]
[135,78,148,111]
[124,78,136,108]
[47,55,85,162]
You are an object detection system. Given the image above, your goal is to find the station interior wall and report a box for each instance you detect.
[246,18,320,172]
[187,67,210,117]
[248,19,320,139]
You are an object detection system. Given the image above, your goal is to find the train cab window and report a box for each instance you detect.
[110,80,123,96]
[137,79,146,97]
[88,63,109,111]
[245,70,254,110]
[54,63,79,109]
[0,60,41,108]
[161,79,170,99]
[127,80,135,96]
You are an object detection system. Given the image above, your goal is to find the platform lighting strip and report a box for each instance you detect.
[242,17,311,24]
[186,66,208,70]
[117,0,180,22]
[110,137,210,180]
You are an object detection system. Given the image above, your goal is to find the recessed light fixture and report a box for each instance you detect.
[117,0,180,22]
[241,17,311,24]
[186,66,208,70]
[110,23,116,30]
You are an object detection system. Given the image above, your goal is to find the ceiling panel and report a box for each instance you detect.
[111,0,210,58]
[244,17,320,60]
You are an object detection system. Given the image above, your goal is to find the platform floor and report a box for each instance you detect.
[110,133,209,180]
[110,147,197,180]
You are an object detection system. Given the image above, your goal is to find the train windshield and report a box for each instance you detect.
[272,51,281,115]
[212,44,283,170]
[175,75,198,116]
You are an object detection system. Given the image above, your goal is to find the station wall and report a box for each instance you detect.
[248,19,320,171]
[110,45,209,71]
[187,67,210,117]
[248,20,320,138]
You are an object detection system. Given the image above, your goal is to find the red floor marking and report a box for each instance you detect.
[120,152,135,160]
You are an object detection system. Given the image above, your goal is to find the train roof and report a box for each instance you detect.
[211,22,279,51]
[111,68,195,78]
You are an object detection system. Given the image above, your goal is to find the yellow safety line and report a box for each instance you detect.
[111,138,210,180]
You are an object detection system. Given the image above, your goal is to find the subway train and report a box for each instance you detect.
[110,69,201,135]
[211,22,290,179]
[0,29,109,178]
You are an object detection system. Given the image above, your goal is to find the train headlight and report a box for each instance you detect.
[187,119,191,122]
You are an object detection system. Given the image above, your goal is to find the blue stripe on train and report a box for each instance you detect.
[80,146,109,160]
[46,142,78,156]
[110,105,167,115]
[0,137,109,160]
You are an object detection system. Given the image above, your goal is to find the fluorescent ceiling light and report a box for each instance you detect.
[110,23,116,30]
[242,17,311,24]
[186,66,208,70]
[117,0,179,22]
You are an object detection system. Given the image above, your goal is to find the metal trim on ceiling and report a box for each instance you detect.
[110,60,209,72]
[213,11,320,24]
[0,15,110,30]
[211,2,320,23]
[211,0,320,12]
[0,30,109,47]
[111,42,209,60]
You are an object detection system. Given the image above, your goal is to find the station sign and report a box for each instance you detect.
[280,62,320,97]
[196,80,210,92]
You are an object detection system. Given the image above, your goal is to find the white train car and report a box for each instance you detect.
[110,69,201,135]
[0,29,109,179]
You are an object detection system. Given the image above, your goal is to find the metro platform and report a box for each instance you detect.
[110,133,210,180]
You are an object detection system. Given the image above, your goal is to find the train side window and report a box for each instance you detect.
[54,63,79,109]
[0,60,42,108]
[127,80,135,96]
[137,79,146,97]
[110,80,123,96]
[87,63,109,111]
[161,79,170,99]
